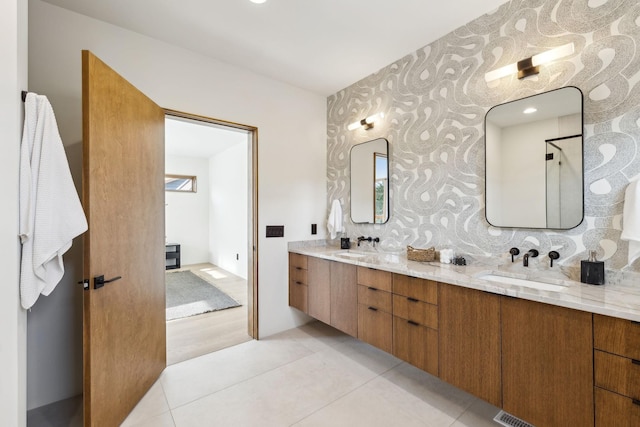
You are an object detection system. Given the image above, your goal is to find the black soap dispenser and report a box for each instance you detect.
[581,251,604,285]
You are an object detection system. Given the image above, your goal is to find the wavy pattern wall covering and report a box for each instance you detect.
[327,0,640,271]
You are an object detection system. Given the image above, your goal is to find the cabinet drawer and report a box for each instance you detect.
[393,295,438,329]
[392,274,437,305]
[594,314,640,360]
[393,316,438,376]
[595,387,640,427]
[289,252,308,270]
[595,350,640,399]
[289,281,308,313]
[357,285,392,313]
[358,304,392,353]
[357,267,392,292]
[290,266,307,286]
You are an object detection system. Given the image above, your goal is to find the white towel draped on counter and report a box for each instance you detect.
[621,177,640,265]
[19,93,88,309]
[327,199,343,239]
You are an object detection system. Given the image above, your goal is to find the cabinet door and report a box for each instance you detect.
[288,253,308,313]
[502,297,594,427]
[330,262,358,337]
[358,305,392,353]
[393,317,438,376]
[308,257,331,324]
[439,283,502,407]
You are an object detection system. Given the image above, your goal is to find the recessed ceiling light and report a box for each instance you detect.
[523,107,537,114]
[250,0,267,3]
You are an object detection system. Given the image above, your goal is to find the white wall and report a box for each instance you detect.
[27,0,327,408]
[209,143,249,279]
[165,156,211,266]
[0,0,27,424]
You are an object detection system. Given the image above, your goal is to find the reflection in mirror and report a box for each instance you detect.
[351,138,389,224]
[485,86,583,229]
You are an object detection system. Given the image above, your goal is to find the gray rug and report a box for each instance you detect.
[166,270,241,321]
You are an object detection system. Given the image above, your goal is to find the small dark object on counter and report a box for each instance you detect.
[581,251,604,285]
[340,237,351,249]
[452,256,466,266]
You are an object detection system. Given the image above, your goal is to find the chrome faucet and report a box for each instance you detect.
[523,249,539,267]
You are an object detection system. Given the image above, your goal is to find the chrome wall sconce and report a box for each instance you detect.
[485,43,575,82]
[347,112,384,131]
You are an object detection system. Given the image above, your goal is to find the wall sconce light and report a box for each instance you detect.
[347,112,384,131]
[485,43,575,82]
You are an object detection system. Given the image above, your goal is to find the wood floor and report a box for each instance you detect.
[166,263,251,365]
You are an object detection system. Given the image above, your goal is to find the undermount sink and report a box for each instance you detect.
[333,251,369,259]
[476,272,567,292]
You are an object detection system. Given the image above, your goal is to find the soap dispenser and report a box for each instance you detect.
[580,251,604,285]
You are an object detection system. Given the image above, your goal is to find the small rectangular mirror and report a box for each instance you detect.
[351,138,389,224]
[165,174,197,192]
[485,86,583,229]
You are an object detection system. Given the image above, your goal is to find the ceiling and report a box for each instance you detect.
[165,116,248,159]
[41,0,509,96]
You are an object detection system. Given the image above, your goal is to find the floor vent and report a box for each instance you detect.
[493,410,535,427]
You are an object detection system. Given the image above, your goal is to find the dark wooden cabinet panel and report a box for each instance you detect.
[595,350,640,400]
[330,261,358,337]
[308,257,331,324]
[392,274,437,304]
[595,387,640,427]
[439,283,502,407]
[358,304,392,353]
[357,267,392,292]
[393,316,438,376]
[288,253,308,313]
[392,295,437,330]
[594,314,640,360]
[358,285,392,313]
[502,297,594,427]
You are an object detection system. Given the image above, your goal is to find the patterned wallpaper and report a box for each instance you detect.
[327,0,640,271]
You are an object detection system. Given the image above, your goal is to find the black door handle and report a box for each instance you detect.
[94,275,122,289]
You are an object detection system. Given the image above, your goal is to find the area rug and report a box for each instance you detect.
[166,270,241,321]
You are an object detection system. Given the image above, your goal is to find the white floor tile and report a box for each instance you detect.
[451,398,501,427]
[121,381,170,426]
[122,411,176,427]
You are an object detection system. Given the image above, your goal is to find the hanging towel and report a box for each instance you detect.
[327,199,344,239]
[621,178,640,265]
[19,93,88,309]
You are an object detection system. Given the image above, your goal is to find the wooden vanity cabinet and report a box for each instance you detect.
[392,274,439,376]
[502,297,594,427]
[357,267,392,353]
[330,261,358,337]
[594,314,640,427]
[288,253,308,313]
[439,283,502,407]
[308,257,331,324]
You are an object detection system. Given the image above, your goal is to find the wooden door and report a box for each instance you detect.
[502,297,594,427]
[439,283,502,407]
[82,51,166,427]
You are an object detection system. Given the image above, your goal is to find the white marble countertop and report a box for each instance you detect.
[289,241,640,322]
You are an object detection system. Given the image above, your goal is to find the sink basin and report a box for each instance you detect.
[476,273,567,292]
[333,251,368,259]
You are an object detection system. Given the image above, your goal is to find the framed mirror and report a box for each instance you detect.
[485,86,583,229]
[351,138,389,224]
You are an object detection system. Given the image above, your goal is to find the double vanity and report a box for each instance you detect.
[288,243,640,427]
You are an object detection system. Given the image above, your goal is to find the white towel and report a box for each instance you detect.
[621,179,640,265]
[327,199,343,239]
[19,93,88,309]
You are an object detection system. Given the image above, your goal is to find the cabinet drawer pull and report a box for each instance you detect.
[295,267,303,270]
[633,359,640,366]
[633,399,640,407]
[368,286,378,291]
[295,281,304,285]
[407,320,419,326]
[407,297,419,303]
[368,306,378,312]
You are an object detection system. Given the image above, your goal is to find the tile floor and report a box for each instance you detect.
[122,321,502,427]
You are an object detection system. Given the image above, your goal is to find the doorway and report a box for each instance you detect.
[164,110,259,364]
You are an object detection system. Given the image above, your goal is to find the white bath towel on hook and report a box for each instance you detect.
[621,176,640,265]
[327,199,344,239]
[19,92,88,309]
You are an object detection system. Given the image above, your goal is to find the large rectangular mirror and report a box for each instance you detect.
[485,86,583,229]
[351,138,389,224]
